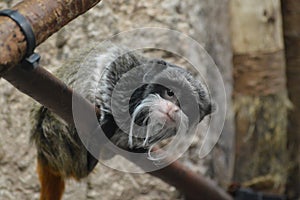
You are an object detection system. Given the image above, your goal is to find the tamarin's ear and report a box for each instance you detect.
[199,99,216,121]
[143,59,167,82]
[205,100,217,116]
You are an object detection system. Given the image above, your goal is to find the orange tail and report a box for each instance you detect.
[37,158,65,200]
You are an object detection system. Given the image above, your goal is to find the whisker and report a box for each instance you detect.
[129,98,154,148]
[147,111,190,162]
[142,126,150,147]
[129,117,135,148]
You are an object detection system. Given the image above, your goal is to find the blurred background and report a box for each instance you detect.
[0,0,299,199]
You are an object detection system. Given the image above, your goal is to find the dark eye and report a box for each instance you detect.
[167,90,174,96]
[165,89,174,97]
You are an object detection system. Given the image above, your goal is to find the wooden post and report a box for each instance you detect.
[281,0,300,199]
[230,0,289,194]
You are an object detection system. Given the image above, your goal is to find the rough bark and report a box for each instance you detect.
[230,0,288,194]
[281,0,300,199]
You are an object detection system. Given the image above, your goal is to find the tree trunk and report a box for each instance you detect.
[281,0,300,199]
[230,0,289,194]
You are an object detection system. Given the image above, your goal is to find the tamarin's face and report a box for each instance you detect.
[129,84,180,127]
[143,84,180,127]
[126,60,212,149]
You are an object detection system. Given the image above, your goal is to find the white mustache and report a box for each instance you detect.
[129,94,164,148]
[148,113,189,162]
[129,94,190,161]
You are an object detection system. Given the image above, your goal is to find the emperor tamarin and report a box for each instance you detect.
[30,42,213,200]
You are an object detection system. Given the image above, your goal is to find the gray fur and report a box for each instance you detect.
[30,42,212,179]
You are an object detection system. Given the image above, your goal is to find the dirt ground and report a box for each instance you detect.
[0,0,227,199]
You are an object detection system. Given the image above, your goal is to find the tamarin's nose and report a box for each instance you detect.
[166,101,179,114]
